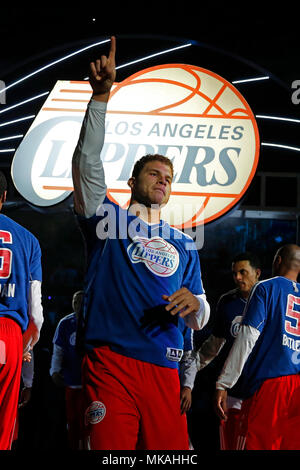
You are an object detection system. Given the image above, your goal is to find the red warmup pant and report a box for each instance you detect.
[219,407,241,450]
[65,387,85,450]
[236,375,300,450]
[0,318,23,450]
[82,346,189,450]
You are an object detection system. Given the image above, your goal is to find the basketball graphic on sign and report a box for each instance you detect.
[103,64,260,228]
[11,63,259,228]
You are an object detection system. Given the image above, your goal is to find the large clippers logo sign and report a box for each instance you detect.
[11,64,260,226]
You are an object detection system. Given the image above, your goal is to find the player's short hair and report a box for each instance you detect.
[72,290,84,311]
[232,251,261,270]
[0,171,7,198]
[131,154,174,179]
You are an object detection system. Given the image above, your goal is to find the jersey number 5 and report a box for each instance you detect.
[0,231,13,279]
[285,294,300,337]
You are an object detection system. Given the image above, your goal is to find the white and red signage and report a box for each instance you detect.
[11,64,260,227]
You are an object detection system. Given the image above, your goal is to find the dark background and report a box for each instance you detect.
[0,4,299,452]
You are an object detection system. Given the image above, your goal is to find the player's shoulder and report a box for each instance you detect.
[168,225,196,245]
[248,277,281,300]
[60,312,77,324]
[56,312,76,330]
[218,288,240,304]
[0,214,38,241]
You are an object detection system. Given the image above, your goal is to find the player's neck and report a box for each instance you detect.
[274,267,298,282]
[128,200,161,224]
[281,273,299,282]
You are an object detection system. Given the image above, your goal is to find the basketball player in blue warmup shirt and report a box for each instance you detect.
[0,171,43,450]
[215,244,300,450]
[72,37,210,450]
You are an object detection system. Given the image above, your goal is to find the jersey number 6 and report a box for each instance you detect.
[0,230,13,279]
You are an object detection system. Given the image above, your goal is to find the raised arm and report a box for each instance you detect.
[72,37,116,217]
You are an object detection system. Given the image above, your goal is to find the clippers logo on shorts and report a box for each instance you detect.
[85,401,106,425]
[166,347,183,362]
[230,315,243,337]
[127,236,179,277]
[11,63,259,228]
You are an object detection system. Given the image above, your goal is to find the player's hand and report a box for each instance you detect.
[51,372,65,388]
[23,321,40,353]
[162,288,200,317]
[18,387,32,408]
[180,386,192,415]
[214,389,228,421]
[22,350,32,362]
[89,36,116,99]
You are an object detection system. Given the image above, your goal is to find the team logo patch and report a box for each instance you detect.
[230,315,243,337]
[166,347,183,362]
[69,332,76,346]
[85,401,106,425]
[127,236,179,277]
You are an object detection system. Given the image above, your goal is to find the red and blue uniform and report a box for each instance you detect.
[0,214,42,450]
[73,99,209,450]
[219,276,300,450]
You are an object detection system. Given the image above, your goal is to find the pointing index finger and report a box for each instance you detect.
[108,36,116,61]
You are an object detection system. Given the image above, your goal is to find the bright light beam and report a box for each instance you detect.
[0,39,110,96]
[83,42,192,79]
[0,92,49,114]
[117,43,192,69]
[261,142,300,152]
[0,149,15,153]
[0,115,35,128]
[232,76,270,84]
[256,114,300,124]
[0,135,23,141]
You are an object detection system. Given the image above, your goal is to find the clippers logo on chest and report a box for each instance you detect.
[127,236,179,277]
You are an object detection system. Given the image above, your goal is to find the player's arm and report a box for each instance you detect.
[23,240,44,353]
[197,334,226,370]
[179,349,198,390]
[19,354,34,408]
[72,36,116,218]
[49,319,66,387]
[163,289,210,330]
[214,324,260,420]
[22,279,44,352]
[50,344,65,387]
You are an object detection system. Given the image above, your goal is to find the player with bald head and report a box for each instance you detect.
[272,244,300,276]
[215,244,300,450]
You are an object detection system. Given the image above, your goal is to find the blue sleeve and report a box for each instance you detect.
[53,320,64,348]
[212,297,227,338]
[182,248,204,296]
[242,282,267,332]
[29,237,42,282]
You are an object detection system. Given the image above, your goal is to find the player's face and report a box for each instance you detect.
[130,161,172,208]
[232,260,260,298]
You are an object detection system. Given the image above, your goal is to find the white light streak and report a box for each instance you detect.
[0,149,15,153]
[83,42,193,79]
[0,115,35,127]
[117,43,192,69]
[0,92,49,115]
[261,142,300,152]
[232,76,270,84]
[256,114,300,124]
[0,39,110,95]
[0,135,23,141]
